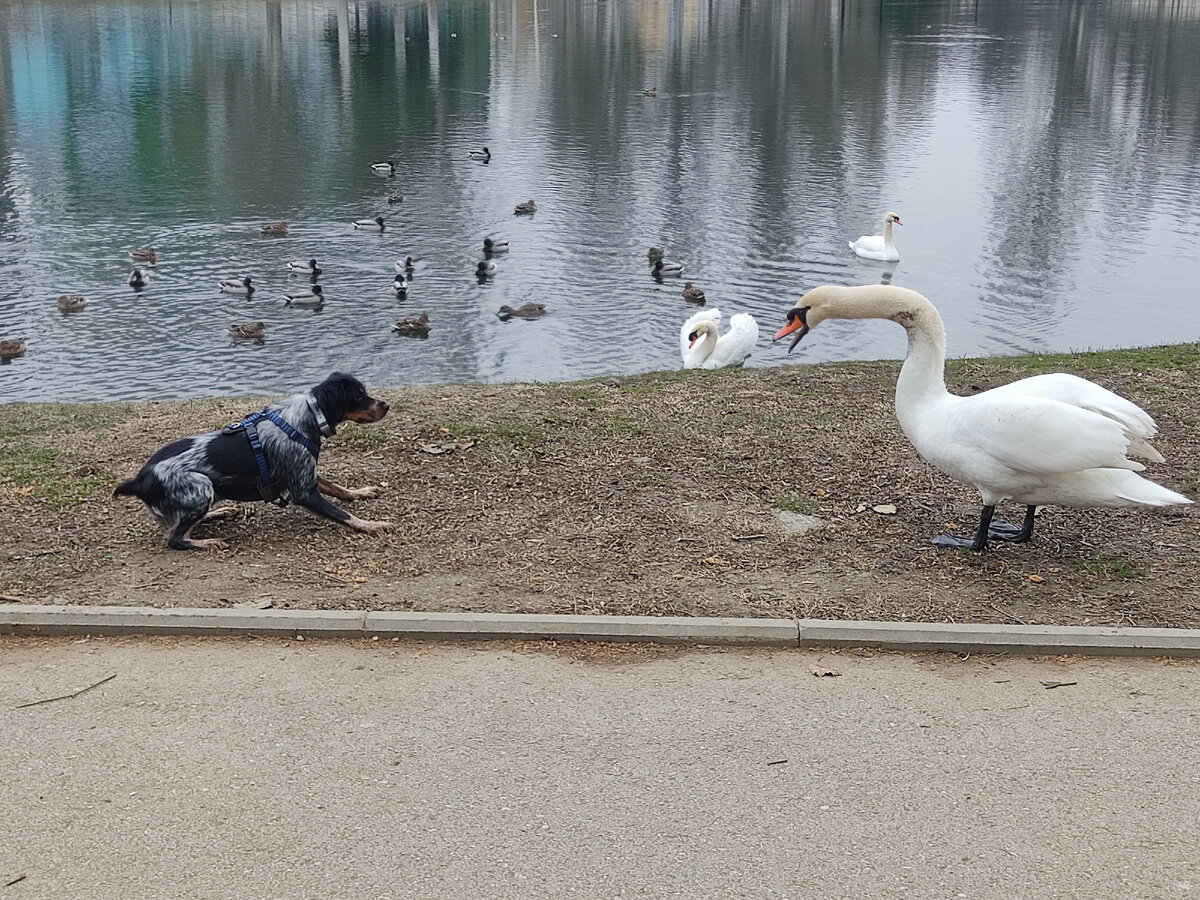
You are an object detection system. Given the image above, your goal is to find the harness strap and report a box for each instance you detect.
[223,406,321,506]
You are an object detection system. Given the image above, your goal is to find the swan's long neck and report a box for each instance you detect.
[689,323,718,364]
[882,218,895,254]
[812,285,948,416]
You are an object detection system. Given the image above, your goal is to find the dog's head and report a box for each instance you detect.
[311,372,390,431]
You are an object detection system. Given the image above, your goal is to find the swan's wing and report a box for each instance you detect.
[851,235,885,254]
[680,307,722,364]
[707,314,759,369]
[948,394,1145,476]
[982,373,1162,460]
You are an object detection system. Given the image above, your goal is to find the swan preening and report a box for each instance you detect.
[849,212,902,262]
[773,284,1191,550]
[680,308,759,370]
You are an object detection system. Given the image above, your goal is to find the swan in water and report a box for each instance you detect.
[680,307,759,370]
[849,212,902,262]
[773,284,1192,550]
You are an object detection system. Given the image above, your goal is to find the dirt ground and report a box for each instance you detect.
[3,348,1199,628]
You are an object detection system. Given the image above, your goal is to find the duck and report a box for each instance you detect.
[0,338,27,360]
[652,258,683,278]
[287,258,322,277]
[647,247,665,262]
[497,303,545,320]
[387,190,404,205]
[395,256,416,275]
[849,212,902,262]
[680,308,758,370]
[228,321,266,340]
[483,237,510,254]
[354,216,386,231]
[476,260,497,277]
[259,222,288,235]
[371,161,396,175]
[773,284,1192,551]
[219,276,255,295]
[393,312,430,335]
[467,146,492,162]
[642,87,657,97]
[128,268,150,288]
[283,284,324,307]
[681,282,706,303]
[514,199,537,215]
[130,247,158,264]
[56,294,87,312]
[393,274,409,295]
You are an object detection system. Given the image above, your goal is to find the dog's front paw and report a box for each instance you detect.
[350,485,382,500]
[193,538,230,551]
[350,517,393,535]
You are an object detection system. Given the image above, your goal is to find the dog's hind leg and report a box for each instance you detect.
[164,474,228,551]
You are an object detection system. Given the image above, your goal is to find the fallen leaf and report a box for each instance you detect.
[810,665,842,677]
[1029,574,1044,583]
[703,556,730,567]
[419,443,447,455]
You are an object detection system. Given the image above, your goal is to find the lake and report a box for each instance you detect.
[1,0,1198,401]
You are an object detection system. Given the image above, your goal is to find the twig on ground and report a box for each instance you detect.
[16,674,117,709]
[6,874,27,887]
[731,533,767,541]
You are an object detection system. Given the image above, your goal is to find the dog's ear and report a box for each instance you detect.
[313,372,371,425]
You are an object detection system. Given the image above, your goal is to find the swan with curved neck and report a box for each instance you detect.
[849,212,902,262]
[681,308,759,370]
[773,284,1191,551]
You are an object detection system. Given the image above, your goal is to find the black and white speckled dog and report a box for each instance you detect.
[114,372,392,550]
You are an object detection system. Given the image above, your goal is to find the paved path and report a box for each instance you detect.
[2,635,1198,899]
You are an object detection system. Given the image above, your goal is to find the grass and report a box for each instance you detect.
[773,493,820,514]
[0,446,111,509]
[1078,557,1141,580]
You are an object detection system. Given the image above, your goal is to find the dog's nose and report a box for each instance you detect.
[379,401,390,413]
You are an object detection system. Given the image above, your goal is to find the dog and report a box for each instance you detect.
[114,372,393,550]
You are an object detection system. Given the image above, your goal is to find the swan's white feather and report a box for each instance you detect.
[680,308,759,370]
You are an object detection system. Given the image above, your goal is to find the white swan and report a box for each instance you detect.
[849,212,902,262]
[680,307,759,370]
[773,284,1192,550]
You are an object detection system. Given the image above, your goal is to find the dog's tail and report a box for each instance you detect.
[113,478,141,499]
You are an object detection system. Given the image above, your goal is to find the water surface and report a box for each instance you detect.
[1,0,1198,401]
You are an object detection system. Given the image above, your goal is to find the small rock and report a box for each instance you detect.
[776,511,826,535]
[872,504,897,515]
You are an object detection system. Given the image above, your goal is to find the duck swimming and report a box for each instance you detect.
[647,247,665,262]
[387,190,404,204]
[393,274,409,295]
[283,284,324,307]
[259,222,288,235]
[773,284,1192,551]
[394,312,430,335]
[483,238,510,254]
[228,321,266,340]
[371,161,396,175]
[651,258,683,278]
[514,200,537,215]
[476,260,497,277]
[395,257,416,275]
[681,282,706,303]
[287,258,322,277]
[497,303,545,320]
[128,268,150,288]
[468,146,491,162]
[219,276,255,295]
[0,338,27,360]
[130,247,158,264]
[57,294,87,312]
[354,216,386,231]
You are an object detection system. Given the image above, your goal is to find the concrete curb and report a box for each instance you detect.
[2,605,1200,657]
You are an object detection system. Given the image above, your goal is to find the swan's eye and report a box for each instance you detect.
[788,307,809,324]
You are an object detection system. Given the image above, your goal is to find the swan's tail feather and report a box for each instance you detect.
[1107,471,1191,508]
[1124,432,1166,464]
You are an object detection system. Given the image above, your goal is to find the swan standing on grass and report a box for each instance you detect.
[773,284,1192,551]
[849,212,902,262]
[680,308,759,370]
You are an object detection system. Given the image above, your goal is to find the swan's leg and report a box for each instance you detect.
[987,505,1036,543]
[931,505,997,552]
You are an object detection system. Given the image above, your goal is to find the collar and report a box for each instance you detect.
[307,394,336,437]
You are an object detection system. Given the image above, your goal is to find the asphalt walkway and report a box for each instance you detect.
[3,635,1197,899]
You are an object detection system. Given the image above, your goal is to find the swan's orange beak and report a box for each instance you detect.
[773,309,809,352]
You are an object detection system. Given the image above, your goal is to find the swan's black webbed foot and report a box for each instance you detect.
[986,505,1037,543]
[931,504,1035,552]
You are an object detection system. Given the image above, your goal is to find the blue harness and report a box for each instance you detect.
[223,408,321,506]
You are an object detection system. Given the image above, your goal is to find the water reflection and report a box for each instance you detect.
[0,0,1198,401]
